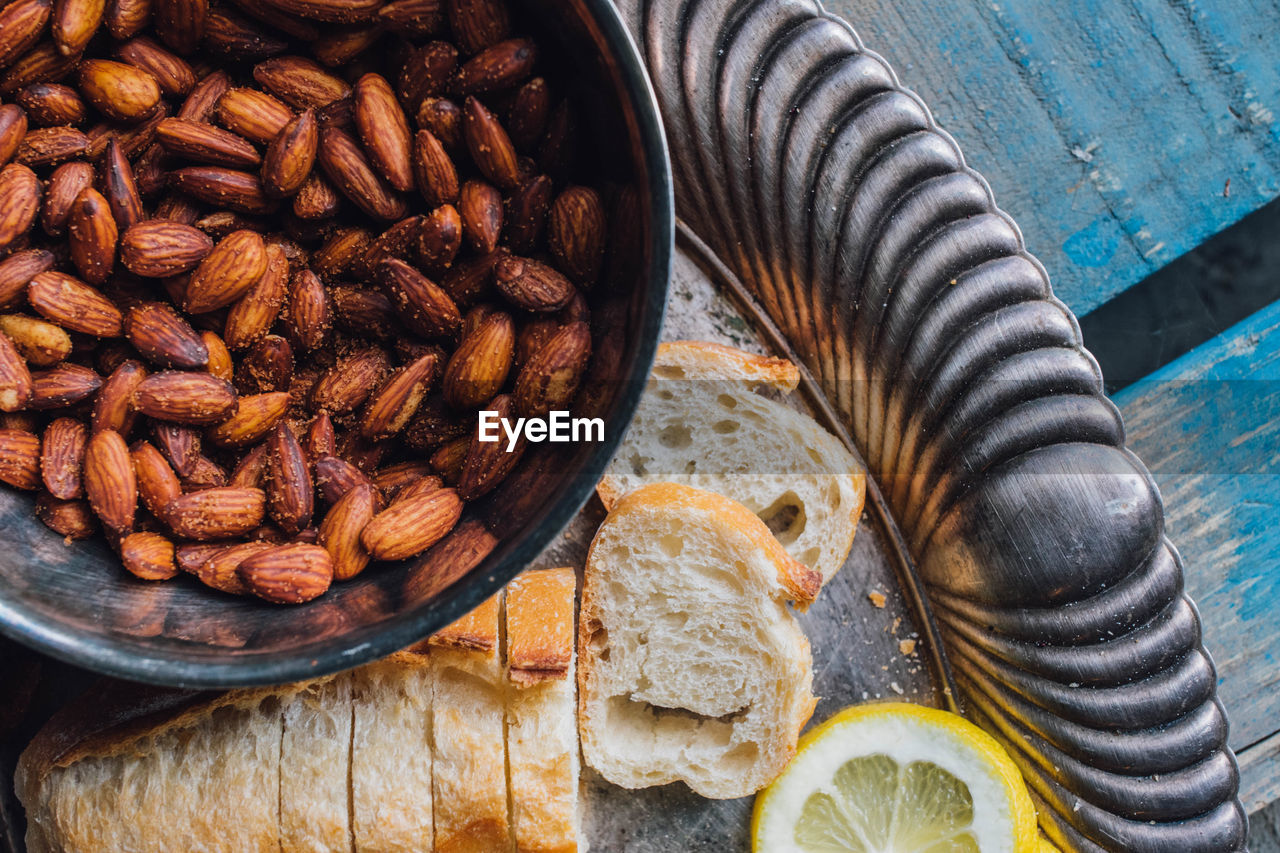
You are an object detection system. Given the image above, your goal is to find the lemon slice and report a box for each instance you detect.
[752,703,1039,853]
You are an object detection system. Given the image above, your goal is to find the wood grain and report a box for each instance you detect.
[826,0,1280,315]
[1116,298,1280,811]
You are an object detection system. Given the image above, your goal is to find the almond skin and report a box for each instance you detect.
[131,439,182,517]
[207,391,289,447]
[215,86,292,143]
[120,530,179,580]
[169,166,279,216]
[40,417,86,498]
[237,541,333,603]
[462,96,519,191]
[0,104,30,166]
[40,161,93,237]
[441,309,514,409]
[547,185,606,287]
[447,0,509,55]
[155,117,262,168]
[132,370,237,424]
[314,454,374,505]
[265,420,312,534]
[252,56,350,108]
[120,220,215,277]
[291,172,340,219]
[317,125,407,221]
[19,83,88,126]
[0,163,42,255]
[36,494,97,539]
[418,204,462,275]
[98,138,145,230]
[184,228,268,313]
[114,35,197,96]
[0,0,54,70]
[513,321,591,418]
[360,485,462,561]
[84,428,137,533]
[152,421,200,477]
[0,313,73,367]
[493,254,575,312]
[319,481,376,580]
[202,331,233,381]
[91,359,147,433]
[125,301,210,369]
[29,363,101,409]
[412,128,459,207]
[164,486,265,539]
[284,268,330,351]
[458,393,522,500]
[14,126,91,168]
[309,347,390,413]
[360,351,437,440]
[224,243,289,350]
[0,249,54,309]
[28,270,124,337]
[377,257,461,340]
[261,107,316,196]
[78,59,162,121]
[53,0,105,55]
[354,72,413,192]
[0,428,41,490]
[504,174,552,254]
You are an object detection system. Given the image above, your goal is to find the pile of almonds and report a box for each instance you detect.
[0,0,612,604]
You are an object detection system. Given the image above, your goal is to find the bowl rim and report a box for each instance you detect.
[0,0,674,689]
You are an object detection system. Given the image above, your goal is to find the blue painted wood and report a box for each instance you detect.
[1114,300,1280,808]
[824,0,1280,315]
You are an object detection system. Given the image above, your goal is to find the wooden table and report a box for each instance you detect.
[824,0,1280,821]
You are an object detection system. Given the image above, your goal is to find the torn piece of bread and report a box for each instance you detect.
[281,673,352,852]
[598,340,866,587]
[430,593,512,852]
[578,483,818,800]
[351,650,434,852]
[505,569,582,853]
[16,680,303,853]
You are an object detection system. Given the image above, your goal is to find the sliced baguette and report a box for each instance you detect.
[598,340,865,587]
[350,650,434,852]
[505,568,582,853]
[578,482,818,799]
[16,680,305,853]
[429,593,512,852]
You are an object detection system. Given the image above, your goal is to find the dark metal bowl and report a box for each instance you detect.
[0,0,672,689]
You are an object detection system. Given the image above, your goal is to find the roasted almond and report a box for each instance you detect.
[402,396,469,452]
[377,258,461,340]
[0,313,73,367]
[202,330,233,381]
[237,541,332,603]
[114,36,196,96]
[207,390,289,447]
[0,249,54,309]
[130,439,182,515]
[360,351,437,440]
[252,55,349,108]
[418,203,462,274]
[513,321,590,418]
[283,268,329,351]
[77,59,161,121]
[265,420,311,534]
[462,96,519,190]
[120,530,179,580]
[506,76,550,151]
[153,0,208,55]
[224,242,288,349]
[458,179,502,254]
[378,0,443,38]
[29,363,100,409]
[547,185,606,287]
[184,228,268,313]
[156,117,261,168]
[441,309,513,409]
[458,393,524,499]
[317,125,407,221]
[227,441,268,488]
[36,493,97,539]
[28,270,124,337]
[354,72,413,192]
[309,347,389,413]
[119,219,215,277]
[66,187,119,285]
[105,0,151,39]
[0,0,54,70]
[0,163,42,255]
[318,481,375,580]
[310,226,372,281]
[164,486,265,539]
[0,428,41,490]
[314,453,374,505]
[0,104,29,166]
[16,83,87,126]
[493,254,575,312]
[13,125,90,167]
[177,69,231,121]
[133,370,237,424]
[428,435,467,484]
[98,138,145,230]
[52,0,104,56]
[169,166,279,215]
[214,85,292,143]
[1,43,81,99]
[181,452,227,490]
[329,284,399,339]
[412,128,459,209]
[125,301,209,369]
[201,8,287,63]
[360,484,461,561]
[417,96,463,153]
[504,174,551,254]
[454,38,535,95]
[236,333,292,393]
[304,409,336,461]
[84,428,136,532]
[291,172,340,219]
[151,420,200,476]
[260,107,316,196]
[398,41,456,109]
[91,359,146,433]
[447,0,509,55]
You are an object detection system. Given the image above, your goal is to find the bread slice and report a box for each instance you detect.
[16,680,305,853]
[350,650,434,852]
[429,593,512,852]
[597,340,865,587]
[280,673,353,852]
[578,482,818,799]
[504,568,582,853]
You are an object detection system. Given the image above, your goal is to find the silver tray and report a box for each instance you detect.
[0,0,1248,850]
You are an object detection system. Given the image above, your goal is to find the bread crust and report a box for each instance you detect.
[653,341,800,391]
[506,568,575,684]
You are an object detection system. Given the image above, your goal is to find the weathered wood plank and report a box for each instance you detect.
[1114,299,1280,807]
[825,0,1280,315]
